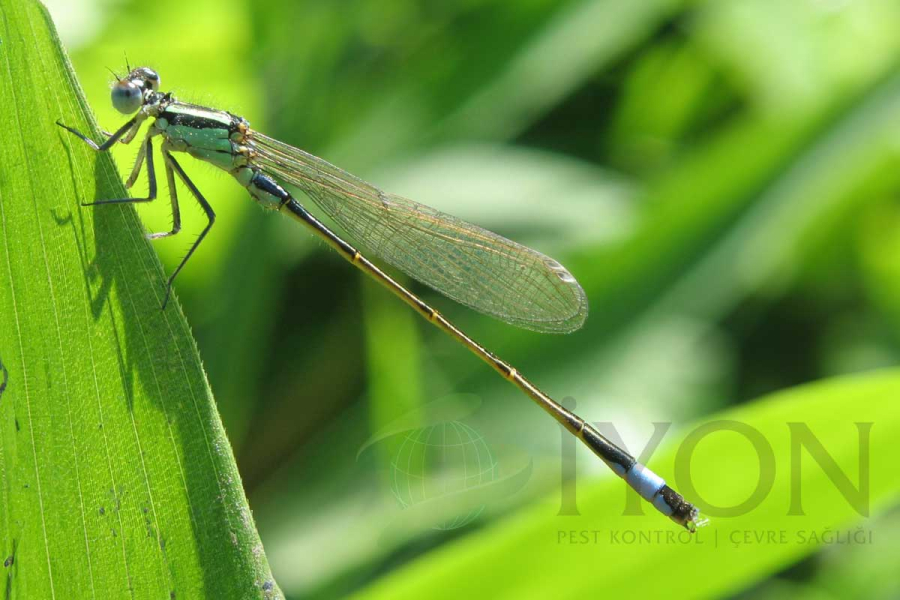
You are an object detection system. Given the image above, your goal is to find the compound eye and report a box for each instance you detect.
[135,67,160,91]
[111,80,143,114]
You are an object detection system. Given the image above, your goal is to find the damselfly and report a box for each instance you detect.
[58,66,706,531]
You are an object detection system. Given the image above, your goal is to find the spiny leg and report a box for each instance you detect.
[146,157,182,240]
[160,150,215,309]
[56,114,141,152]
[123,132,150,189]
[81,134,157,207]
[62,119,180,238]
[100,129,132,143]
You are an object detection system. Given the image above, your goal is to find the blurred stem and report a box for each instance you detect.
[361,275,424,470]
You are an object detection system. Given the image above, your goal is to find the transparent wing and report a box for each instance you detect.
[250,132,588,333]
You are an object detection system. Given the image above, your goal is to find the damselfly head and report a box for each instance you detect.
[111,66,160,114]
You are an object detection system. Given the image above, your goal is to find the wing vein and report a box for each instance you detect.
[250,132,587,333]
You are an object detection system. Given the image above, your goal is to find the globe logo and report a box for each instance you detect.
[389,421,499,530]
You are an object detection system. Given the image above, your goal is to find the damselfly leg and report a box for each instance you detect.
[56,120,213,309]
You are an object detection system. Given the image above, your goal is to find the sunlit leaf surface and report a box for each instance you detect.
[0,1,279,597]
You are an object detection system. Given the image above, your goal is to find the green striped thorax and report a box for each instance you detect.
[108,66,290,211]
[111,66,255,174]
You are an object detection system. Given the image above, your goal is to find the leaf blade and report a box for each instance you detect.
[0,1,280,597]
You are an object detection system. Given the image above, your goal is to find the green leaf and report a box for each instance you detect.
[353,368,900,599]
[0,1,280,598]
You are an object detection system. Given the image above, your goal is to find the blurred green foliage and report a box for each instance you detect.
[42,0,900,597]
